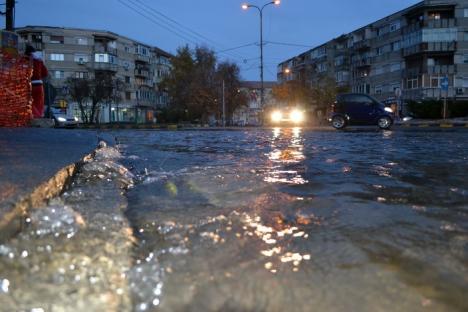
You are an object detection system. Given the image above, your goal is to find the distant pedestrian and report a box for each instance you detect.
[25,45,48,118]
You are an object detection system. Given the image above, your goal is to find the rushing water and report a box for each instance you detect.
[113,128,468,312]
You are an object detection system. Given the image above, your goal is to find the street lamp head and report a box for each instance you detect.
[273,0,281,5]
[241,3,249,10]
[284,68,291,74]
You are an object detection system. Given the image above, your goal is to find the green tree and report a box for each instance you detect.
[162,46,246,124]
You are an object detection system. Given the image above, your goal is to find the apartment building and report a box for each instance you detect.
[232,81,277,126]
[278,0,468,109]
[16,26,172,123]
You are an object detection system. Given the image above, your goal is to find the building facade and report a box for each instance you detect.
[17,26,172,123]
[278,0,468,108]
[232,81,277,126]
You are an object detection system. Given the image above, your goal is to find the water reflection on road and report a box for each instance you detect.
[117,128,468,311]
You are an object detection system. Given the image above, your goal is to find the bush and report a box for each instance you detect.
[406,100,468,119]
[449,101,468,118]
[406,100,442,119]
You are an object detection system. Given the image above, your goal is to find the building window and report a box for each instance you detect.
[75,72,88,79]
[376,47,384,56]
[465,9,468,18]
[50,53,65,61]
[50,35,64,44]
[390,63,401,72]
[94,53,116,63]
[317,63,327,73]
[429,12,441,20]
[126,92,131,100]
[374,85,383,95]
[463,54,468,64]
[391,41,401,51]
[53,70,65,79]
[125,46,130,53]
[125,76,131,83]
[430,75,443,88]
[422,28,457,42]
[389,21,401,32]
[407,77,418,89]
[75,37,88,45]
[74,53,89,63]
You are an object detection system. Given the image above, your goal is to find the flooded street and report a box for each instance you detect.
[117,129,468,311]
[0,128,467,311]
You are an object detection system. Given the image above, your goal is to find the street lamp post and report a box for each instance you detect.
[242,1,280,111]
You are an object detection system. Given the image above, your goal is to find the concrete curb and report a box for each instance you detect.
[396,122,468,128]
[0,152,94,242]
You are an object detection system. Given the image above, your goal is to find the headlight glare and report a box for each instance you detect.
[290,110,304,123]
[271,111,283,123]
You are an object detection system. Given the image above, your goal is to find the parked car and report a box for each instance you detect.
[51,107,79,128]
[329,93,394,130]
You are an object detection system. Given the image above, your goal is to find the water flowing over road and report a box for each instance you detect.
[0,128,467,311]
[117,128,468,311]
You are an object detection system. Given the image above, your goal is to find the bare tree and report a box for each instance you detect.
[66,77,91,123]
[66,72,123,124]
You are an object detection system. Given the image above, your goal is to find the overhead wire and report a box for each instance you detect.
[127,0,255,61]
[117,0,280,79]
[266,41,314,48]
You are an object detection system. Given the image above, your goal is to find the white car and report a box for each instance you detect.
[51,107,79,128]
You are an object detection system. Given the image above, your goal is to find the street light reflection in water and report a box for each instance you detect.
[265,127,308,185]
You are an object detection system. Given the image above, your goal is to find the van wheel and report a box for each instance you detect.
[378,116,392,130]
[332,116,346,129]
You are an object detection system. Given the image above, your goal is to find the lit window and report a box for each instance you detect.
[50,53,65,61]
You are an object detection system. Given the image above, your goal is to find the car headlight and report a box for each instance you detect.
[290,110,304,123]
[74,117,79,122]
[57,117,67,122]
[271,111,283,123]
[384,107,394,113]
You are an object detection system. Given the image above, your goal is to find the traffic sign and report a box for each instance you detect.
[441,76,449,92]
[394,87,402,98]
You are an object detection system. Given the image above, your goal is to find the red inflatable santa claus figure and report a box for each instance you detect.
[25,45,49,118]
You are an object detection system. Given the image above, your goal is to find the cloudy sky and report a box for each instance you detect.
[4,0,419,81]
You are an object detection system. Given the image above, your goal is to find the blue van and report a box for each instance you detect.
[329,93,394,130]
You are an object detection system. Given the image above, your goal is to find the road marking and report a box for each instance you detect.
[440,124,453,128]
[418,124,429,128]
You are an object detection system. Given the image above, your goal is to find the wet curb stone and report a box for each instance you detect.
[0,129,99,241]
[0,142,136,311]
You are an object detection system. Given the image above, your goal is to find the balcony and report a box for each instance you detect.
[403,64,455,77]
[135,54,151,63]
[402,18,456,35]
[353,58,372,68]
[353,40,371,51]
[403,41,456,57]
[91,62,119,72]
[425,18,456,29]
[94,45,118,56]
[135,68,151,79]
[427,64,455,75]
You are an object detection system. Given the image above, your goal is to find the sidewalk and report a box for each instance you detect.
[395,117,468,128]
[0,128,100,237]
